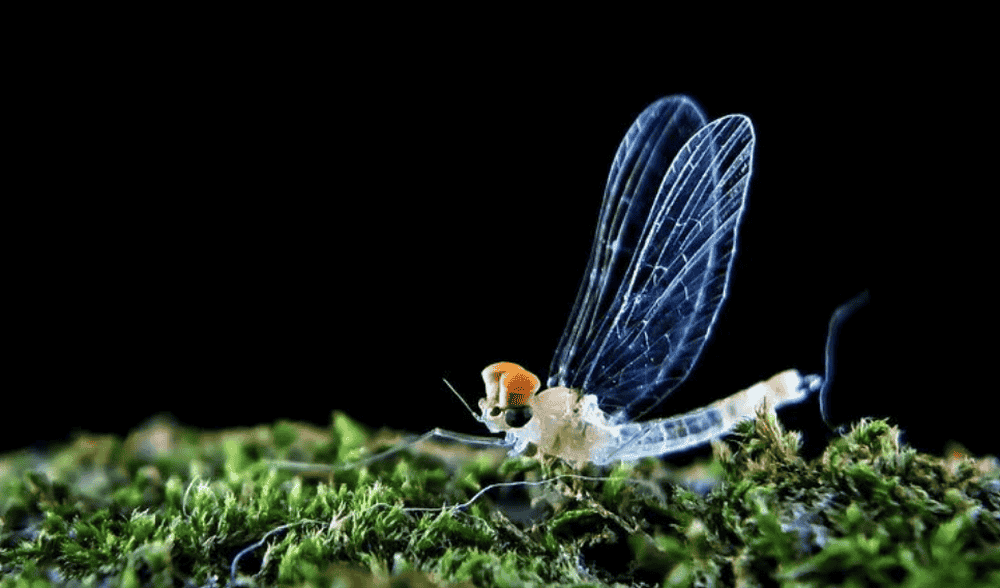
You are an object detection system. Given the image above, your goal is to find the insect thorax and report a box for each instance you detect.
[478,361,616,466]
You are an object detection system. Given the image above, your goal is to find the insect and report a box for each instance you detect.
[468,94,845,466]
[279,96,856,473]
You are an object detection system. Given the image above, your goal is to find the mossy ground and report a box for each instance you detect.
[1,408,997,587]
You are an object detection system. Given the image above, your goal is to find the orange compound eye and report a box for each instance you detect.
[497,363,540,407]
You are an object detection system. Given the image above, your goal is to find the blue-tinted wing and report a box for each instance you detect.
[547,96,755,421]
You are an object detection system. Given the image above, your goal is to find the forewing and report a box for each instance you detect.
[548,96,707,390]
[549,100,755,420]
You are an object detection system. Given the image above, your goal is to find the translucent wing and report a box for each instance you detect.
[547,95,755,421]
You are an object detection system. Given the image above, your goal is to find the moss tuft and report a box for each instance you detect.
[2,408,997,587]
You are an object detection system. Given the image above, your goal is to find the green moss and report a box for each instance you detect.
[1,410,997,587]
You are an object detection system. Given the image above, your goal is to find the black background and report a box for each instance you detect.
[6,45,991,460]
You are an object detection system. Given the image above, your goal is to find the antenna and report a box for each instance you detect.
[442,377,481,421]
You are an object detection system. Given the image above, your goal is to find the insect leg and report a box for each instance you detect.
[266,428,510,473]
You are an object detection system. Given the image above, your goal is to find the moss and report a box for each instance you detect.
[1,410,997,587]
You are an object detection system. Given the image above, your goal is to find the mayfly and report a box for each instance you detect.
[295,96,856,472]
[467,94,838,467]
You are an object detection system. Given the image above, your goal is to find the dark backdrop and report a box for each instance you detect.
[6,54,990,459]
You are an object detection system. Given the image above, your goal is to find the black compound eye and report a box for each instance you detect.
[504,406,533,428]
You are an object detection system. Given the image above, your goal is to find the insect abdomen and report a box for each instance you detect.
[596,369,810,464]
[599,407,726,463]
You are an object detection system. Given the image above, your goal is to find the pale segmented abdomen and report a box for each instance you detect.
[595,370,810,464]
